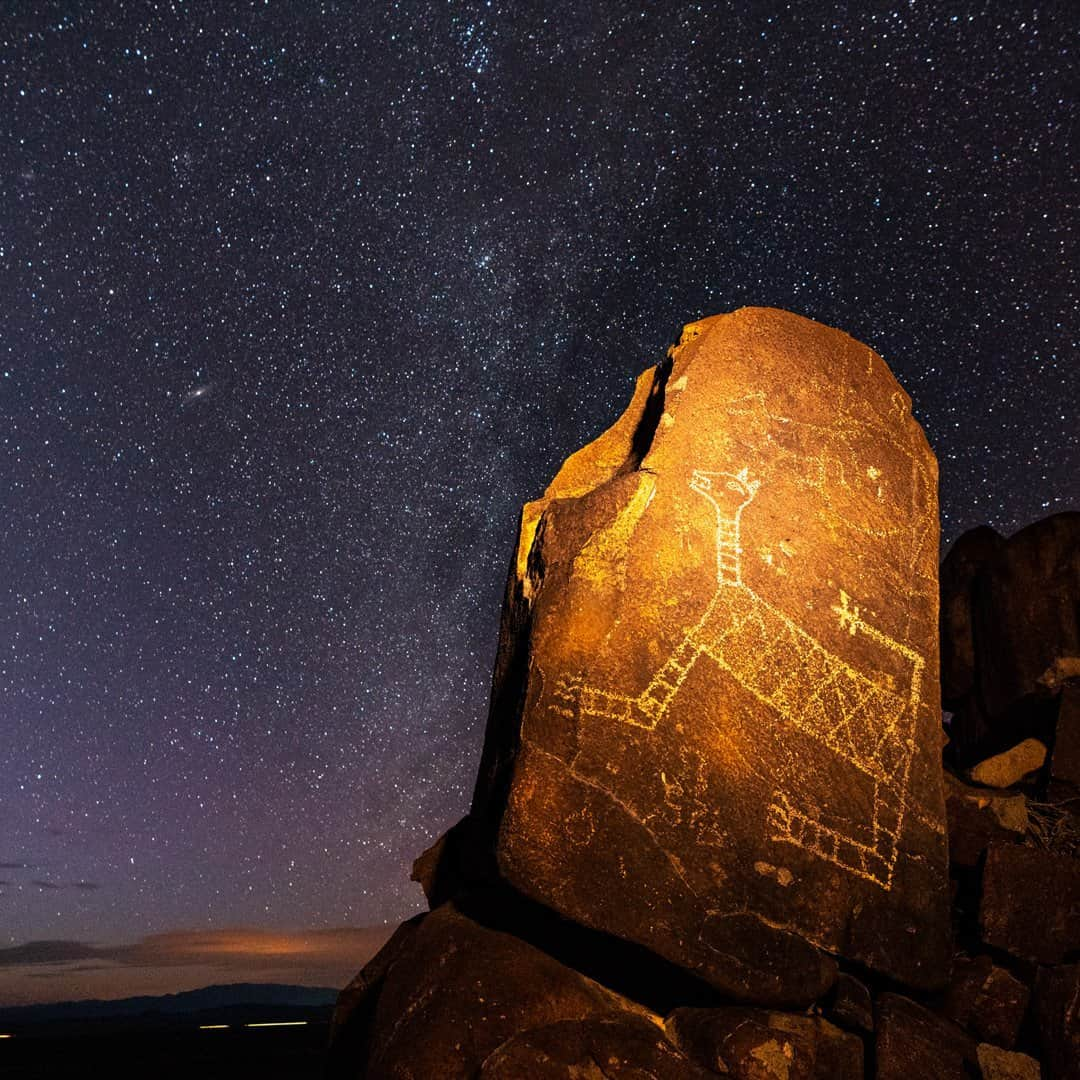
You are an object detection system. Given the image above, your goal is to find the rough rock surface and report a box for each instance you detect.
[941,513,1080,762]
[666,1006,863,1079]
[980,843,1080,964]
[969,737,1047,788]
[477,1012,717,1079]
[469,307,949,999]
[828,972,874,1033]
[942,954,1030,1049]
[329,903,650,1079]
[875,993,977,1080]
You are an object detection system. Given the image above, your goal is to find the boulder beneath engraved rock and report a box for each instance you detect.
[979,843,1080,965]
[327,914,424,1077]
[477,1012,717,1079]
[468,307,950,1000]
[328,903,651,1079]
[941,513,1080,764]
[666,1006,863,1079]
[875,993,977,1080]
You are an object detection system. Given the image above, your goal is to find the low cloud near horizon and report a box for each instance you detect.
[0,926,393,1006]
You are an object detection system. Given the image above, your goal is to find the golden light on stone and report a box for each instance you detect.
[479,307,950,1003]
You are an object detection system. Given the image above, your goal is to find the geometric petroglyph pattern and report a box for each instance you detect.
[547,467,925,890]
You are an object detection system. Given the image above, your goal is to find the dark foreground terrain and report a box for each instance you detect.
[1,1013,331,1080]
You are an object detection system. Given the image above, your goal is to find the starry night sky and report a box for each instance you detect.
[1,2,1076,990]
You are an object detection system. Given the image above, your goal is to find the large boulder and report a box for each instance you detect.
[327,903,656,1079]
[941,513,1080,763]
[466,307,950,999]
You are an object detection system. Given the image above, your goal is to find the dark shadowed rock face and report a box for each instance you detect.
[875,993,977,1080]
[470,307,950,999]
[1051,685,1080,791]
[942,954,1030,1050]
[1035,964,1080,1080]
[827,972,875,1034]
[979,843,1080,965]
[943,773,1028,869]
[941,512,1080,763]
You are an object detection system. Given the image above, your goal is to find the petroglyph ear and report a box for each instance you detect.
[734,467,761,498]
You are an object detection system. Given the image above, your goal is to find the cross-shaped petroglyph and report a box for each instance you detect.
[547,467,924,890]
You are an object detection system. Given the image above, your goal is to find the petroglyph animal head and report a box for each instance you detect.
[689,467,760,517]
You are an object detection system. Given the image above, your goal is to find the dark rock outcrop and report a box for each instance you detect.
[941,512,1080,764]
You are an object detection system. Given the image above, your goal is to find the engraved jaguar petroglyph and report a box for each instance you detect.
[546,467,924,890]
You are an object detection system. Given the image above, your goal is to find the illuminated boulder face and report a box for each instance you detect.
[476,307,950,1002]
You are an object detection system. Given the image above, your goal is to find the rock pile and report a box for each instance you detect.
[330,309,1079,1079]
[940,512,1080,1080]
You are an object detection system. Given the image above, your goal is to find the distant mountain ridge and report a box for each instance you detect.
[0,982,337,1025]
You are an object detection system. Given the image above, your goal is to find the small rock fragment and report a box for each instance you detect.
[969,738,1048,789]
[976,1043,1043,1080]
